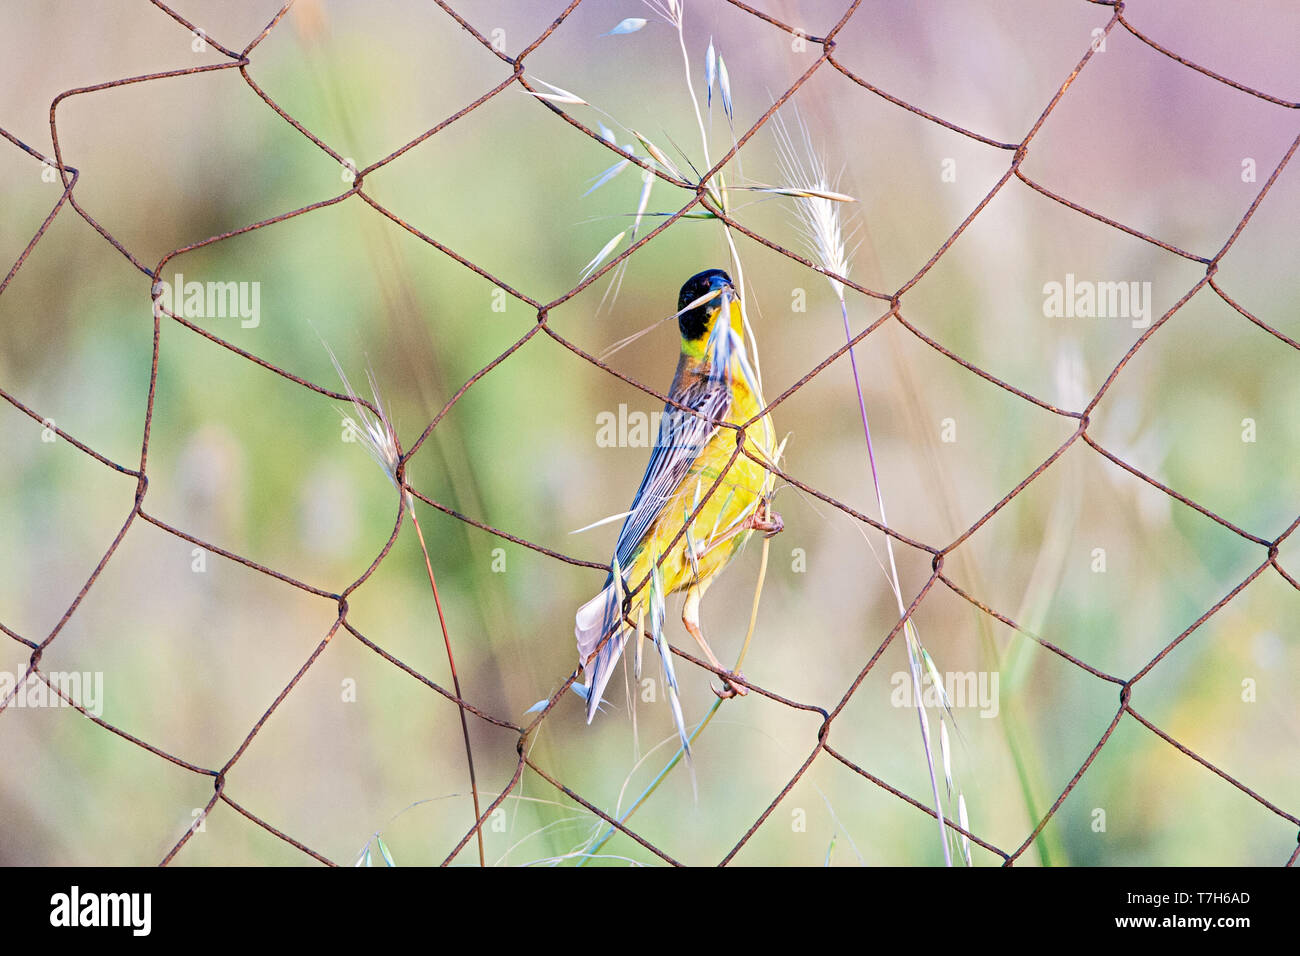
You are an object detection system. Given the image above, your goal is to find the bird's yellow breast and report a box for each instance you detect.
[626,316,776,607]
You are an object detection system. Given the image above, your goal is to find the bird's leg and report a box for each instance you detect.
[682,584,748,699]
[744,498,784,537]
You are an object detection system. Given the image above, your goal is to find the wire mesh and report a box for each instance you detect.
[1,0,1297,867]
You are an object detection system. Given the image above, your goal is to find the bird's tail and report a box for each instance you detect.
[575,570,694,774]
[575,581,626,725]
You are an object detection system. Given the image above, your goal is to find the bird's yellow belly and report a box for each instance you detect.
[627,376,774,605]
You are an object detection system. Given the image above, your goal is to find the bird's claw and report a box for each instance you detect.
[712,671,749,700]
[747,504,784,538]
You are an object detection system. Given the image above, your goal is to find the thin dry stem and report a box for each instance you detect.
[407,492,486,868]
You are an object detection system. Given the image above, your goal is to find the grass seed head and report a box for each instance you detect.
[326,342,401,491]
[771,108,858,299]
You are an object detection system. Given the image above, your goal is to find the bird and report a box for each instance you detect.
[574,268,783,754]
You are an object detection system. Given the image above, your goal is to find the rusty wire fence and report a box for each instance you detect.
[1,0,1297,866]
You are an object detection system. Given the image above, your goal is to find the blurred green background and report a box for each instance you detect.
[0,0,1296,866]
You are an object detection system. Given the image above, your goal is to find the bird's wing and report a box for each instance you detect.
[613,369,731,570]
[575,367,726,722]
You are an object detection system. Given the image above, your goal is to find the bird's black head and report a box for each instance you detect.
[677,268,734,344]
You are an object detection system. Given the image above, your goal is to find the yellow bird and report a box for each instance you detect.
[574,268,782,752]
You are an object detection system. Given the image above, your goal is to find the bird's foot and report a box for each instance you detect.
[747,504,784,538]
[712,671,749,699]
